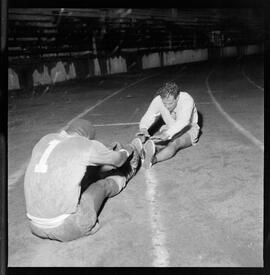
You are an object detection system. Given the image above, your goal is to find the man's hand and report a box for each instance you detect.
[119,144,134,158]
[135,128,150,143]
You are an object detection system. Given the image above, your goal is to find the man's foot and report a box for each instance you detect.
[128,147,141,176]
[131,137,144,160]
[121,140,142,182]
[143,139,155,169]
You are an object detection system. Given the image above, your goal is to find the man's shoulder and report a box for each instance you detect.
[179,91,193,101]
[67,137,107,151]
[152,95,162,104]
[65,136,97,147]
[36,133,60,145]
[180,91,189,96]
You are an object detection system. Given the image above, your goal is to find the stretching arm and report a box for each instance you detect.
[87,140,132,168]
[139,96,161,131]
[165,97,194,139]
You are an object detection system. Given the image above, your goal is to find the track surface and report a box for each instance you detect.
[7,55,264,267]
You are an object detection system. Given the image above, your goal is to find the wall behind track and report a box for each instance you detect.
[8,44,263,91]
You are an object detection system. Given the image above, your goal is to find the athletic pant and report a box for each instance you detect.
[29,176,123,242]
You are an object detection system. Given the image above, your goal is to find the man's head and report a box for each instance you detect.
[156,82,180,112]
[65,119,96,140]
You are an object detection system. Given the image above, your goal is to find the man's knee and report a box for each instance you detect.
[159,125,168,133]
[173,133,192,150]
[105,175,126,196]
[167,142,178,154]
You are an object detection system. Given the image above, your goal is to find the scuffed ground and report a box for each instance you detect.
[8,56,264,267]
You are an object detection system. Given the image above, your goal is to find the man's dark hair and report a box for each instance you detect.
[156,81,180,99]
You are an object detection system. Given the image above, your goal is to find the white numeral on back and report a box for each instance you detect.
[34,140,61,173]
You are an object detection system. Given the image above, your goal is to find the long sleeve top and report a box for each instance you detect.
[139,92,198,139]
[24,132,128,219]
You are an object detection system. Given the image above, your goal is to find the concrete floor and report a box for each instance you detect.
[7,55,264,267]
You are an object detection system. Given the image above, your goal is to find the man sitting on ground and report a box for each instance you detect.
[24,119,143,242]
[136,81,200,169]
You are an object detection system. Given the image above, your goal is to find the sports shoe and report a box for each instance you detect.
[129,147,141,173]
[131,137,144,160]
[121,144,141,182]
[142,139,155,169]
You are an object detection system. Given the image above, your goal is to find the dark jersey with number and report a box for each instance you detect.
[24,132,124,219]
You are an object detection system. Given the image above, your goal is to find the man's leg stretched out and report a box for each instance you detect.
[87,137,143,216]
[155,132,192,162]
[66,138,143,240]
[142,128,196,169]
[30,138,143,242]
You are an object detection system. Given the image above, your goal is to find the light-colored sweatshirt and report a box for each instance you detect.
[24,133,128,220]
[139,92,198,139]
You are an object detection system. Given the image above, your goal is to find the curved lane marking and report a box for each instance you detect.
[9,65,192,266]
[206,70,263,151]
[242,69,264,92]
[8,73,160,190]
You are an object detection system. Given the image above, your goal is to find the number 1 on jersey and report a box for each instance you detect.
[34,140,61,173]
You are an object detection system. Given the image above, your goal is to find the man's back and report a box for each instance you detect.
[24,133,107,219]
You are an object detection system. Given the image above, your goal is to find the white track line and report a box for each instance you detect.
[197,101,213,105]
[64,73,161,128]
[144,169,170,267]
[93,122,139,127]
[206,70,264,151]
[242,69,264,92]
[8,73,160,190]
[140,65,188,266]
